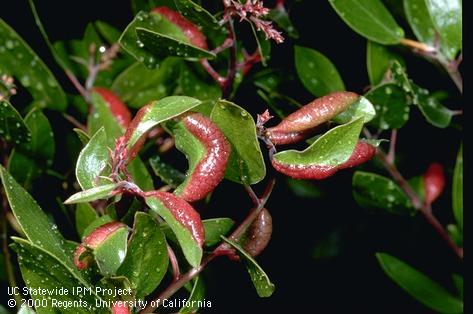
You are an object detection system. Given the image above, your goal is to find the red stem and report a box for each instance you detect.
[377,148,463,259]
[166,244,181,282]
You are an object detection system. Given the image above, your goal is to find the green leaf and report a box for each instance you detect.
[328,0,404,44]
[210,100,266,185]
[221,236,275,297]
[89,92,124,147]
[160,218,234,248]
[173,0,221,30]
[149,155,185,188]
[403,0,437,45]
[145,196,202,268]
[88,92,154,191]
[92,227,129,277]
[390,61,416,101]
[8,108,54,188]
[75,203,99,238]
[250,23,271,66]
[269,5,299,39]
[137,26,215,60]
[447,224,462,246]
[74,128,91,145]
[127,158,155,191]
[0,99,30,146]
[201,218,234,247]
[82,215,114,239]
[64,183,118,204]
[452,145,462,230]
[126,96,201,151]
[425,0,462,60]
[376,252,463,313]
[180,276,206,313]
[294,46,345,97]
[75,127,111,190]
[117,212,168,299]
[119,11,214,69]
[95,21,122,44]
[274,118,364,167]
[0,19,67,111]
[332,96,376,124]
[408,175,425,204]
[0,166,73,267]
[367,41,405,86]
[352,171,415,215]
[11,238,105,314]
[416,88,453,128]
[366,83,410,129]
[180,63,221,101]
[111,58,182,109]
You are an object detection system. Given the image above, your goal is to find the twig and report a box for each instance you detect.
[63,113,87,131]
[221,20,238,99]
[373,134,463,259]
[140,179,275,313]
[421,206,463,259]
[400,38,462,93]
[400,38,436,53]
[65,70,89,100]
[386,129,397,165]
[167,244,181,281]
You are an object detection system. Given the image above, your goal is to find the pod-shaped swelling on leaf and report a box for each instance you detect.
[73,221,127,270]
[272,141,376,179]
[93,87,132,128]
[266,91,359,134]
[243,208,273,257]
[152,7,208,50]
[266,129,314,146]
[424,163,445,205]
[146,191,205,247]
[173,112,231,202]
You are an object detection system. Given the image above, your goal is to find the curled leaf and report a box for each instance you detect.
[266,92,360,134]
[93,87,132,128]
[145,191,204,267]
[242,208,273,257]
[172,112,231,202]
[272,141,376,180]
[423,163,445,205]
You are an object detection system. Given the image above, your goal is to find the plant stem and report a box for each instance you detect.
[376,145,463,259]
[421,206,463,259]
[400,38,463,93]
[140,179,275,313]
[221,19,237,99]
[63,113,87,131]
[400,38,436,53]
[386,129,397,165]
[166,244,181,282]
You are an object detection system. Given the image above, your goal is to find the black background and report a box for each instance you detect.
[1,1,462,313]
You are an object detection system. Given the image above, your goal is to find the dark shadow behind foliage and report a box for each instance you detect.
[1,1,462,313]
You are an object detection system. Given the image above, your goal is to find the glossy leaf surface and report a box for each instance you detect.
[210,100,266,184]
[273,118,363,167]
[377,253,463,313]
[352,171,415,215]
[295,46,345,97]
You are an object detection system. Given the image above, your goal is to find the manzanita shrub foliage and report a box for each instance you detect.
[0,0,462,313]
